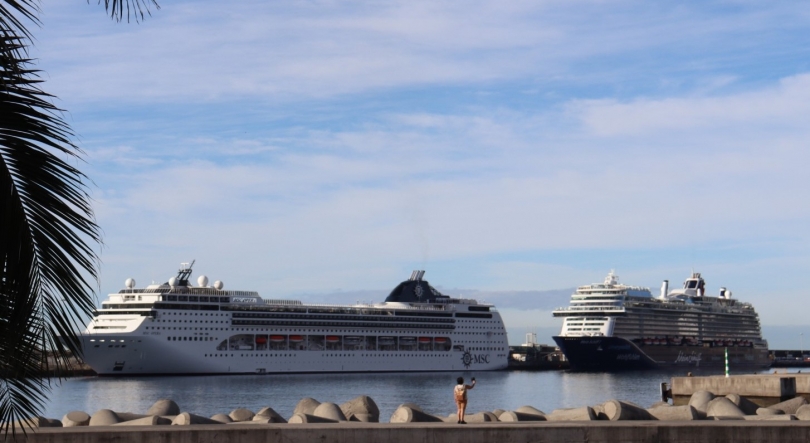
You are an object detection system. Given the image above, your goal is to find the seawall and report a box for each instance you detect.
[7,422,810,443]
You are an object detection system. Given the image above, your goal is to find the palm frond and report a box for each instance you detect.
[98,0,161,23]
[0,30,101,437]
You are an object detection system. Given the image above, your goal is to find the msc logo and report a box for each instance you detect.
[461,350,490,368]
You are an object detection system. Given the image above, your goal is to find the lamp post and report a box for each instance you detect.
[801,333,804,359]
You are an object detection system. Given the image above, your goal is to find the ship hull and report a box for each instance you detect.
[553,336,771,372]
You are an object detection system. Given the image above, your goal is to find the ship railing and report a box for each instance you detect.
[552,307,626,313]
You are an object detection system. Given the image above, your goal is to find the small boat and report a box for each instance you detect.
[290,335,303,342]
[400,337,416,344]
[345,336,363,343]
[326,336,340,343]
[270,335,285,342]
[379,337,395,344]
[434,337,448,343]
[418,337,431,343]
[255,337,267,344]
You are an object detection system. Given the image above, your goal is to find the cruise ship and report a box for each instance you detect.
[80,262,509,375]
[552,271,770,371]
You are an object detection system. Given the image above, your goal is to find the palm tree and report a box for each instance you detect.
[1,0,158,434]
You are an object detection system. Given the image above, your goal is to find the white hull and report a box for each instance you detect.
[81,265,509,375]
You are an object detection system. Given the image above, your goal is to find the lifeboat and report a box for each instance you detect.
[255,336,267,344]
[270,335,285,342]
[418,337,431,343]
[290,335,304,342]
[379,337,395,344]
[643,338,652,346]
[434,337,448,343]
[400,337,416,344]
[326,336,340,343]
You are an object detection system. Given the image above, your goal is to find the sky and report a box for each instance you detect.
[26,1,810,348]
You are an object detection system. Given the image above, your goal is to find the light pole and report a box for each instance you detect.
[801,333,804,359]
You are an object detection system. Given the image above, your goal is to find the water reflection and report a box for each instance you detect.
[43,368,782,420]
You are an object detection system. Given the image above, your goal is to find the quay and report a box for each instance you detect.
[9,422,810,443]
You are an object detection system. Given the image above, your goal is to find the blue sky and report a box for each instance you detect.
[28,1,810,347]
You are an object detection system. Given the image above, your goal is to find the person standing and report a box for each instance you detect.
[454,376,476,424]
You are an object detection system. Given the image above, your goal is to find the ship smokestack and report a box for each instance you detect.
[417,270,425,281]
[409,270,418,281]
[660,280,669,299]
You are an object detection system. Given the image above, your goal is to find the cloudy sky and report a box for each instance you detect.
[30,1,810,347]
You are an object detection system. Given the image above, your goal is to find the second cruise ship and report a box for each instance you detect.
[552,271,770,371]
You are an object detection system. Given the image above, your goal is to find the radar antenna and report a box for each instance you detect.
[176,260,195,286]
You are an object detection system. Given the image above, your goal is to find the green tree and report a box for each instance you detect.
[1,0,158,434]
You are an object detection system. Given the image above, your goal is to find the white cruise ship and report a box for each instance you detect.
[80,262,509,375]
[552,271,770,371]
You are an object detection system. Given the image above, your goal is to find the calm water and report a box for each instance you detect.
[40,368,784,420]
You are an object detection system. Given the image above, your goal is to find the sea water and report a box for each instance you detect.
[40,368,786,420]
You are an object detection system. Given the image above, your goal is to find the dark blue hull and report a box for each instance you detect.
[553,336,771,372]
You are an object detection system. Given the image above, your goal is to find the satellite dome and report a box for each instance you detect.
[197,275,209,287]
[125,278,135,289]
[169,276,178,286]
[213,280,224,290]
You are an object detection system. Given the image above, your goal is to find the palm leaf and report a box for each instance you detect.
[98,0,161,23]
[0,30,101,436]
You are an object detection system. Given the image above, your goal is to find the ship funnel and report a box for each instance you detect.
[660,280,669,299]
[418,270,425,281]
[409,270,418,281]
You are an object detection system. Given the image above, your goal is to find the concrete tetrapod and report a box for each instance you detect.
[146,399,180,416]
[706,397,745,418]
[254,407,287,423]
[769,396,808,414]
[340,395,380,422]
[687,390,714,419]
[646,405,698,421]
[172,412,222,425]
[796,404,810,420]
[10,416,61,429]
[293,397,321,416]
[725,394,760,415]
[288,413,339,424]
[389,406,443,423]
[210,413,233,424]
[499,411,546,422]
[61,411,90,427]
[492,409,506,418]
[757,407,786,416]
[114,416,172,426]
[229,408,255,422]
[515,406,546,416]
[313,402,348,422]
[546,406,596,421]
[89,410,121,426]
[603,400,654,421]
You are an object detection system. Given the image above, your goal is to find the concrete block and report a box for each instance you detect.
[604,400,654,421]
[113,416,171,426]
[725,394,760,415]
[254,407,286,423]
[210,413,233,423]
[229,408,255,422]
[499,411,546,422]
[313,402,347,422]
[647,405,697,421]
[515,405,546,416]
[389,406,443,423]
[89,409,121,426]
[116,412,149,422]
[340,395,380,422]
[706,397,745,418]
[288,413,339,424]
[397,403,423,412]
[492,409,506,418]
[172,412,221,425]
[796,404,810,420]
[293,397,321,415]
[146,399,180,416]
[756,407,785,416]
[61,411,90,427]
[687,390,714,418]
[769,396,808,414]
[11,416,61,429]
[546,406,596,421]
